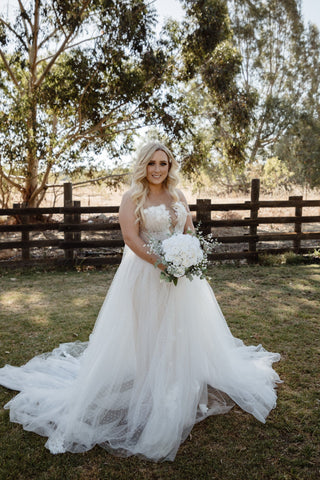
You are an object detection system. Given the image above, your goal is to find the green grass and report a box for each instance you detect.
[0,264,319,480]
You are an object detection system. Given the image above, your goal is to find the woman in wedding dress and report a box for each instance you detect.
[0,141,281,462]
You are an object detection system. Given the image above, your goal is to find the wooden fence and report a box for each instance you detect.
[0,179,320,268]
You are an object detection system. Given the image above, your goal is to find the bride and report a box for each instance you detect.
[0,141,281,462]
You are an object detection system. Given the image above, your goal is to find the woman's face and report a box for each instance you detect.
[146,150,170,186]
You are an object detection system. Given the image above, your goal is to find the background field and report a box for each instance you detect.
[0,263,319,480]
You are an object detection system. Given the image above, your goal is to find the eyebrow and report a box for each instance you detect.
[148,160,168,163]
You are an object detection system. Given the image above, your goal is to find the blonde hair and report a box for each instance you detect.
[131,141,180,223]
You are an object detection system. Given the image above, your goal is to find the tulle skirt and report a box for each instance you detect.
[0,247,281,461]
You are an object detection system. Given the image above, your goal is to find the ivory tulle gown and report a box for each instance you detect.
[0,202,281,461]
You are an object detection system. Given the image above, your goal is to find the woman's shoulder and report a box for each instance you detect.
[174,189,192,214]
[175,188,188,204]
[119,189,136,213]
[121,188,134,203]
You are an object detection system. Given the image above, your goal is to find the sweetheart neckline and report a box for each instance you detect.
[142,201,186,232]
[143,201,184,212]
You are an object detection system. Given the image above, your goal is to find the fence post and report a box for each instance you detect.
[64,182,74,261]
[289,195,303,253]
[13,203,20,217]
[13,203,30,261]
[21,202,30,261]
[248,178,260,263]
[196,199,212,235]
[13,202,21,222]
[73,200,81,244]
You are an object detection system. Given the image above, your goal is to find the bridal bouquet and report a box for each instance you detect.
[148,230,218,286]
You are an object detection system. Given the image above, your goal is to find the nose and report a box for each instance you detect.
[154,164,160,172]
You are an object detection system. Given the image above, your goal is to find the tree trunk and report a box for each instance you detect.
[24,96,39,207]
[23,0,40,208]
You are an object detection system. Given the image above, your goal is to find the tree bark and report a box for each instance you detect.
[24,0,40,208]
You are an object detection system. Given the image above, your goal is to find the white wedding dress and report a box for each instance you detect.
[0,202,281,461]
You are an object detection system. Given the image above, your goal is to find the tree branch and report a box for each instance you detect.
[0,17,28,51]
[44,173,130,189]
[0,163,25,192]
[72,173,130,187]
[35,30,76,88]
[37,26,60,50]
[30,0,40,82]
[72,69,160,139]
[0,49,22,92]
[52,117,143,161]
[77,71,99,130]
[67,33,105,49]
[17,0,33,30]
[52,0,68,39]
[36,33,105,66]
[28,161,53,203]
[35,0,92,88]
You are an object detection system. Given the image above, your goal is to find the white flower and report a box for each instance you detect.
[147,229,218,286]
[174,265,186,277]
[162,234,203,269]
[143,204,170,232]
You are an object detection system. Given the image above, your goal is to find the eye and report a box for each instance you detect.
[160,162,168,166]
[148,161,155,166]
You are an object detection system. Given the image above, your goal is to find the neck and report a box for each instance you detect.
[148,183,166,196]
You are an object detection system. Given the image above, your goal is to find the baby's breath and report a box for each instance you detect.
[147,229,219,286]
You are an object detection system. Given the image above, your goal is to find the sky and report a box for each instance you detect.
[1,0,320,30]
[302,0,320,28]
[154,0,185,23]
[154,0,320,30]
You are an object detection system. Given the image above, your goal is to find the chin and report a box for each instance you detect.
[148,177,165,185]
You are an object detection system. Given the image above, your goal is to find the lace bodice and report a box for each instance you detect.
[140,202,188,241]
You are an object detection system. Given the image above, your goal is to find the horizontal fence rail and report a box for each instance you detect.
[0,179,320,268]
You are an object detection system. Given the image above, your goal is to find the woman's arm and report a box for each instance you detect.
[177,190,195,233]
[118,191,165,269]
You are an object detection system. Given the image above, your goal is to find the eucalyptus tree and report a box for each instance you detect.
[177,0,308,174]
[274,22,320,189]
[170,0,254,175]
[0,0,181,206]
[0,0,247,206]
[227,0,306,164]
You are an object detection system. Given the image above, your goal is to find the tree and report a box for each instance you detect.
[180,0,307,173]
[226,0,306,164]
[0,0,181,206]
[274,23,320,189]
[148,0,254,180]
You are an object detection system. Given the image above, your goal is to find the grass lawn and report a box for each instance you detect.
[0,263,319,480]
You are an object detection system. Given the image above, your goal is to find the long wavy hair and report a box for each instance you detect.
[131,141,180,223]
